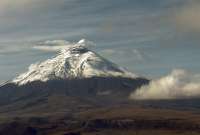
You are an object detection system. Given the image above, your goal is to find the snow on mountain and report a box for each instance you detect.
[12,39,138,85]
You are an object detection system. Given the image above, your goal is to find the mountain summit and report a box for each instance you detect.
[0,39,149,116]
[13,39,137,85]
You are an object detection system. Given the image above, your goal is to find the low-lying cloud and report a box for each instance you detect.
[130,69,200,100]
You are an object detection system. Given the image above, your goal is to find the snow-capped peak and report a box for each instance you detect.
[78,39,86,44]
[77,39,95,48]
[12,39,138,85]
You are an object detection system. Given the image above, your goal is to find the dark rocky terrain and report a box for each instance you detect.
[0,106,200,135]
[0,77,148,114]
[0,44,200,135]
[0,77,200,135]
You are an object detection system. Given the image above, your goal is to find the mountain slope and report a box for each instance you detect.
[13,39,137,85]
[0,39,149,114]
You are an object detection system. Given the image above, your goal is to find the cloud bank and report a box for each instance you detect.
[130,69,200,100]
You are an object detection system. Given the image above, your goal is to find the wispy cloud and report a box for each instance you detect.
[33,39,95,52]
[101,48,147,61]
[33,40,71,52]
[130,69,200,100]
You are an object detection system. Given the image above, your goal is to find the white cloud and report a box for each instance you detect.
[33,40,71,52]
[130,69,200,100]
[33,39,95,52]
[101,48,145,61]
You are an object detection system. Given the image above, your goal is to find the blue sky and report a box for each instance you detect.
[0,0,200,83]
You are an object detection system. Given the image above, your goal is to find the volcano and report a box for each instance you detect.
[0,39,149,115]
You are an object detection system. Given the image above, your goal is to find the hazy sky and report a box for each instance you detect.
[1,0,200,83]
